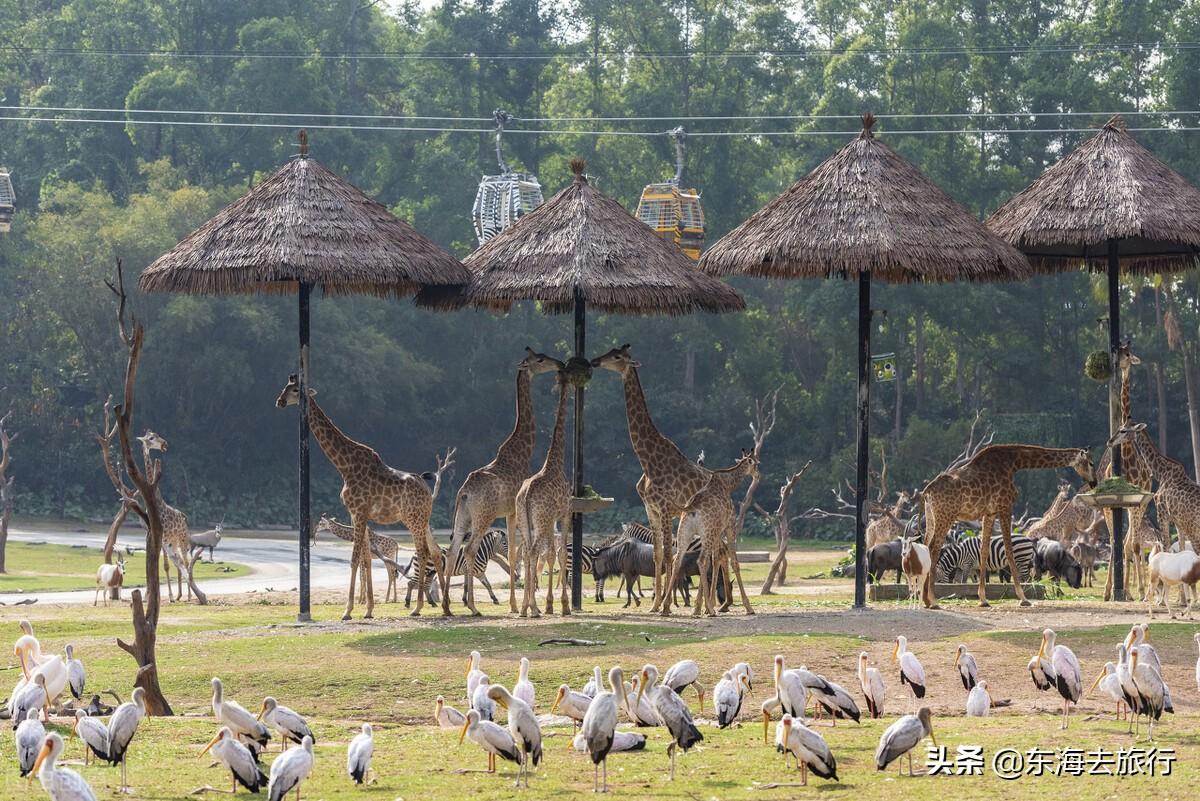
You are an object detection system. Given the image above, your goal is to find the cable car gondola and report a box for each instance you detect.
[0,167,14,233]
[635,127,705,260]
[472,110,544,245]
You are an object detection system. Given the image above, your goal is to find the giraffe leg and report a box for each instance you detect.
[344,530,361,621]
[545,529,556,616]
[998,516,1029,606]
[1102,508,1115,601]
[505,515,520,614]
[646,506,667,612]
[922,510,944,609]
[692,551,707,616]
[977,517,992,607]
[659,518,678,616]
[358,527,375,619]
[729,535,754,615]
[463,531,485,616]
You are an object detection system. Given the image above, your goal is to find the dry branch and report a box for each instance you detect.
[760,462,813,594]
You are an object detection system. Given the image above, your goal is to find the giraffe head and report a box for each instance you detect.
[1069,447,1097,487]
[1117,342,1142,374]
[734,448,761,482]
[590,344,639,375]
[137,430,168,453]
[1110,421,1149,450]
[519,348,564,377]
[312,514,337,544]
[275,374,317,408]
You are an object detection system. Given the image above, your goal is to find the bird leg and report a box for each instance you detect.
[668,741,677,781]
[801,760,808,786]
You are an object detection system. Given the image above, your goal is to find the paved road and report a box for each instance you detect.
[0,525,429,606]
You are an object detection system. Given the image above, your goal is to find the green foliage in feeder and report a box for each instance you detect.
[1084,350,1111,382]
[1090,477,1145,494]
[564,356,593,388]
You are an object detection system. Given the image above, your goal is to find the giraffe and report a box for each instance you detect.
[1099,344,1153,599]
[136,431,198,603]
[921,444,1096,608]
[276,375,444,619]
[1112,423,1200,554]
[592,344,714,615]
[681,451,759,616]
[1025,490,1099,542]
[515,359,571,617]
[865,491,912,550]
[448,349,562,616]
[313,515,402,603]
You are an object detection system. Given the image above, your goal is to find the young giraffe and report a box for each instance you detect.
[276,375,444,619]
[136,431,198,602]
[865,491,912,550]
[681,451,760,616]
[1112,423,1200,553]
[448,349,562,616]
[515,359,571,617]
[921,444,1096,608]
[1025,490,1098,542]
[313,515,401,603]
[1100,344,1153,599]
[592,345,715,616]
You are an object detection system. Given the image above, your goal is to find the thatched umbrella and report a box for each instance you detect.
[419,157,744,609]
[699,114,1030,608]
[139,132,469,621]
[987,115,1200,600]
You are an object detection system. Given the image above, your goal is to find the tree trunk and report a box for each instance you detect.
[104,504,128,600]
[894,362,903,441]
[117,589,172,715]
[0,477,11,574]
[1155,361,1169,454]
[760,522,791,595]
[914,312,926,413]
[1184,353,1200,480]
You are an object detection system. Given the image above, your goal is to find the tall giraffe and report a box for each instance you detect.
[313,515,401,603]
[865,491,912,550]
[592,345,713,615]
[276,375,444,619]
[514,359,571,617]
[681,451,759,616]
[136,431,201,603]
[1099,344,1153,599]
[921,444,1096,608]
[448,349,562,616]
[1113,423,1200,553]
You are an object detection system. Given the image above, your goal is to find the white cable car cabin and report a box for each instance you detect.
[472,110,544,245]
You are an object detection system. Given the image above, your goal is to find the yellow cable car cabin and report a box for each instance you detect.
[634,127,705,260]
[0,168,14,233]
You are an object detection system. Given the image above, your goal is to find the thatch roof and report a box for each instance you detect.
[139,146,468,298]
[986,116,1200,274]
[698,115,1031,283]
[417,159,744,315]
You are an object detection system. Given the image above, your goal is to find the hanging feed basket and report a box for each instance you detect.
[1084,350,1111,382]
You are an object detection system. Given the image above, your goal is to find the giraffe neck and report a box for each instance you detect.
[540,380,570,474]
[324,522,355,543]
[494,369,535,471]
[1009,446,1082,472]
[622,367,689,473]
[707,460,753,495]
[1130,431,1185,485]
[307,400,366,475]
[890,494,908,517]
[1120,364,1133,424]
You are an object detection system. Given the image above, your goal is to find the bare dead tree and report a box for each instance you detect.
[430,446,457,502]
[105,260,172,716]
[96,396,137,577]
[946,408,995,471]
[759,462,813,594]
[0,411,16,574]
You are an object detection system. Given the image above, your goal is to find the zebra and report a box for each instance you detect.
[936,534,1036,584]
[399,529,509,607]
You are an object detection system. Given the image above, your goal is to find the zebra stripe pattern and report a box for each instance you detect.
[936,534,1035,583]
[405,528,507,583]
[616,521,701,552]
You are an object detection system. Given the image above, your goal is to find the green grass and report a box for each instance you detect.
[0,541,249,593]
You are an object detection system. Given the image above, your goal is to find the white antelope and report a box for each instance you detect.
[1145,545,1200,617]
[900,537,931,608]
[94,557,126,606]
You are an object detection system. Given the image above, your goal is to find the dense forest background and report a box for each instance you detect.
[3,0,1200,537]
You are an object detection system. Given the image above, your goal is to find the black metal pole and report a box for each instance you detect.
[571,292,585,610]
[1107,239,1126,601]
[297,281,312,622]
[854,271,871,609]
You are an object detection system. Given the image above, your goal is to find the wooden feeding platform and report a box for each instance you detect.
[1076,490,1152,509]
[736,550,771,563]
[869,583,1046,602]
[570,496,614,514]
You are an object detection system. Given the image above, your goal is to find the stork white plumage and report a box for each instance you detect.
[572,730,645,753]
[582,665,602,698]
[731,662,754,691]
[1088,661,1128,720]
[488,684,542,787]
[1116,645,1141,734]
[16,708,46,777]
[259,696,314,749]
[107,686,146,792]
[1194,632,1200,693]
[965,680,991,717]
[72,709,110,766]
[466,650,485,701]
[714,670,752,728]
[212,678,270,750]
[12,672,49,728]
[1129,648,1167,741]
[893,636,926,710]
[471,674,495,721]
[623,679,659,727]
[267,734,314,801]
[857,652,885,719]
[458,708,522,776]
[64,645,85,701]
[514,656,535,709]
[1039,629,1081,729]
[769,655,808,720]
[347,723,374,785]
[875,707,936,776]
[201,727,268,794]
[776,714,838,785]
[30,732,98,801]
[636,664,703,781]
[436,695,467,729]
[1125,624,1173,713]
[550,684,591,735]
[661,659,706,713]
[954,644,978,690]
[579,666,628,792]
[810,675,861,724]
[19,638,68,707]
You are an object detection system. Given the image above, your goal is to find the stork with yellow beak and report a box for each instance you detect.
[549,683,591,735]
[466,650,485,701]
[458,708,522,775]
[965,680,991,717]
[1129,647,1167,741]
[875,707,936,776]
[29,732,98,801]
[200,727,268,794]
[1038,629,1081,729]
[892,636,925,711]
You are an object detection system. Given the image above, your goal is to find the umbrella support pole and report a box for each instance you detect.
[854,272,871,609]
[1107,239,1126,602]
[571,293,586,611]
[298,281,313,622]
